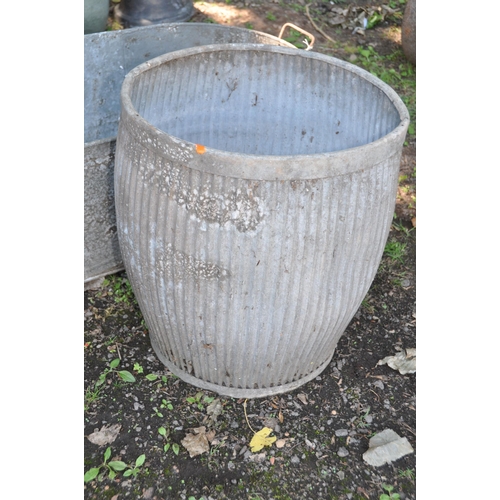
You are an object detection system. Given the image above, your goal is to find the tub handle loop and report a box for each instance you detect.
[278,23,315,51]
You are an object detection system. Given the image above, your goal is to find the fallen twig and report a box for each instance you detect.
[243,399,256,434]
[305,3,336,45]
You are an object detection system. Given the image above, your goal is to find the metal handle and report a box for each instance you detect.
[278,23,315,51]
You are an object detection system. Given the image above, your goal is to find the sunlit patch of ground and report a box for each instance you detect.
[194,2,268,31]
[381,25,401,44]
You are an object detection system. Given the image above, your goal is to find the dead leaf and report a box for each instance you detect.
[206,398,223,423]
[87,424,122,446]
[249,427,277,452]
[278,409,284,423]
[377,348,416,374]
[270,456,275,465]
[328,15,347,25]
[411,217,416,227]
[181,426,210,457]
[297,393,308,405]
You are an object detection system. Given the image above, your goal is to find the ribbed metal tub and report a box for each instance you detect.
[84,23,294,287]
[115,44,409,397]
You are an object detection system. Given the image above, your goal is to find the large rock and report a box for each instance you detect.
[363,429,414,466]
[402,0,416,65]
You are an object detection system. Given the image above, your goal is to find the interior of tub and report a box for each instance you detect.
[83,26,293,145]
[126,47,403,156]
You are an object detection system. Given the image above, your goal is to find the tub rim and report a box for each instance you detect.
[119,43,410,181]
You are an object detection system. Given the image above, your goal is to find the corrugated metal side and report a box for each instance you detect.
[115,45,407,397]
[116,133,400,396]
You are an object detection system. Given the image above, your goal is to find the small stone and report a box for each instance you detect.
[335,429,349,437]
[291,455,300,464]
[249,452,266,463]
[337,447,349,457]
[275,439,286,449]
[142,486,155,499]
[305,439,316,449]
[337,471,345,480]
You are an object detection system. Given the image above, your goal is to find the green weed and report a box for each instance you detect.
[186,391,215,410]
[95,358,136,388]
[392,220,414,237]
[388,0,407,9]
[384,240,407,263]
[356,406,372,428]
[161,398,174,410]
[123,453,146,477]
[152,397,174,418]
[283,27,312,49]
[380,483,401,500]
[367,11,384,29]
[101,275,136,305]
[84,385,102,411]
[287,3,306,13]
[398,468,415,481]
[361,298,375,314]
[159,426,180,455]
[353,45,415,137]
[84,447,130,482]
